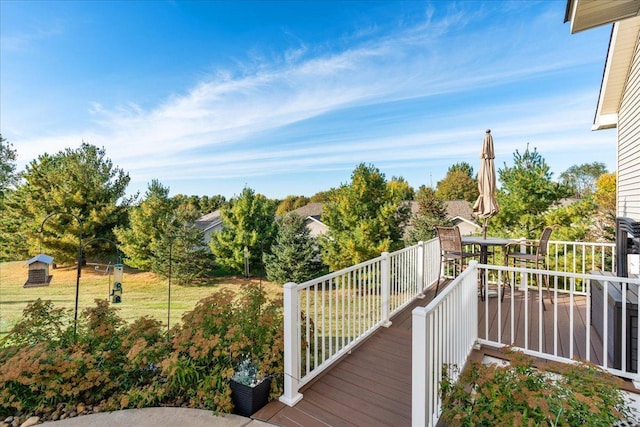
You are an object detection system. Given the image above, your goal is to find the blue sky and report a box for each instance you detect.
[1,1,615,200]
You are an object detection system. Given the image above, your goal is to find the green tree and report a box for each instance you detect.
[275,195,310,217]
[592,172,616,242]
[0,190,30,261]
[158,205,213,285]
[559,162,608,198]
[406,186,451,244]
[264,213,325,284]
[0,135,24,261]
[318,163,410,271]
[448,161,474,177]
[387,176,415,201]
[7,143,133,264]
[115,180,212,284]
[171,194,226,216]
[491,145,571,238]
[543,198,597,242]
[436,162,478,202]
[209,187,277,274]
[310,191,330,202]
[594,172,616,213]
[115,180,174,271]
[0,134,19,198]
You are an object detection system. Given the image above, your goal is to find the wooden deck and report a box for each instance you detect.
[254,283,604,426]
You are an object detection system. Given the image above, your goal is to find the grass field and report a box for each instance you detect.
[0,261,283,338]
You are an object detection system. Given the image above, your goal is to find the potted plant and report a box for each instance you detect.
[229,357,272,417]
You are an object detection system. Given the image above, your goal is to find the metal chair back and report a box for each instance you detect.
[436,226,463,255]
[536,226,553,259]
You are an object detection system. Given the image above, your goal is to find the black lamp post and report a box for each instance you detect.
[40,212,83,341]
[168,238,173,335]
[166,216,182,336]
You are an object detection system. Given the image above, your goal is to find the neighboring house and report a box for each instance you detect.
[293,200,481,239]
[291,202,328,238]
[194,209,223,245]
[444,200,481,236]
[194,203,329,246]
[407,199,480,236]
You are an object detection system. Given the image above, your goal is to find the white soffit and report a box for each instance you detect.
[569,0,640,34]
[593,17,640,130]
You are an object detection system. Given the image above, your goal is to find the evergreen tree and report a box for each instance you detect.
[490,145,571,238]
[209,187,277,274]
[264,213,325,284]
[0,134,19,198]
[406,186,451,244]
[115,180,174,271]
[318,163,410,271]
[157,204,213,285]
[6,143,133,264]
[0,135,24,261]
[115,180,212,283]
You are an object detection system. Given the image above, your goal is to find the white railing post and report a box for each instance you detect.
[417,241,426,298]
[280,282,303,406]
[381,252,392,327]
[412,307,429,426]
[519,238,528,291]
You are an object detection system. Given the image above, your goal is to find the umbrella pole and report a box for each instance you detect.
[483,218,488,239]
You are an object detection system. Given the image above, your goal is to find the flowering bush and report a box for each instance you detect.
[0,284,283,419]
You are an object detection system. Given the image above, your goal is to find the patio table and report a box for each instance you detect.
[461,236,513,300]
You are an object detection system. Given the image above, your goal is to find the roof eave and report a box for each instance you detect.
[592,18,640,130]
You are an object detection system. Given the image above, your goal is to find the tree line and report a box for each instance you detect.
[0,134,615,286]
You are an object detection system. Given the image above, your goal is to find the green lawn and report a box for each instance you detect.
[0,261,282,337]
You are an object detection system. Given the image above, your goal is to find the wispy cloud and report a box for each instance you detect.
[10,2,612,197]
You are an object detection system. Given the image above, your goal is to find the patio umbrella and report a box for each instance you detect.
[473,129,499,239]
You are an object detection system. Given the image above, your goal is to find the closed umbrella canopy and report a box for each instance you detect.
[473,129,499,238]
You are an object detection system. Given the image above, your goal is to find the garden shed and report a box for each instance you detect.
[24,254,54,288]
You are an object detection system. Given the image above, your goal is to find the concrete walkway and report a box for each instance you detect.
[38,408,273,427]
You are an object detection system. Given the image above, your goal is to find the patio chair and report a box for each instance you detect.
[435,226,478,296]
[503,226,554,309]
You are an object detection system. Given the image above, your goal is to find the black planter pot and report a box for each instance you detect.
[230,377,272,417]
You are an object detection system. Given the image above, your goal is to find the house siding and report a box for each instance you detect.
[617,33,640,221]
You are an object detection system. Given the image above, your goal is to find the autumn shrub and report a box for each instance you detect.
[0,299,73,350]
[440,350,634,426]
[0,284,284,418]
[163,283,283,412]
[0,300,130,416]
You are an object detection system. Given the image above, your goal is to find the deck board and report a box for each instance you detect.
[255,282,605,426]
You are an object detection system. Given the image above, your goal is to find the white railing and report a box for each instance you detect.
[280,236,627,424]
[548,240,616,275]
[412,262,479,427]
[280,238,440,406]
[463,239,616,294]
[477,264,640,383]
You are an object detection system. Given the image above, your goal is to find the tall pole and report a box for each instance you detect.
[40,212,83,342]
[74,240,82,340]
[168,240,172,335]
